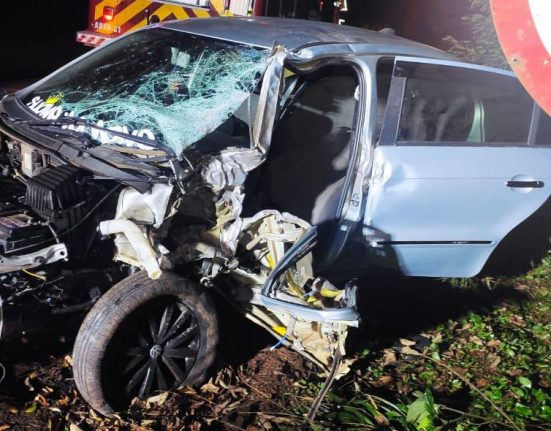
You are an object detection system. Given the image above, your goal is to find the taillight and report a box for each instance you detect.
[103,6,115,21]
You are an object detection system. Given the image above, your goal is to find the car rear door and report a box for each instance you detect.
[363,57,551,277]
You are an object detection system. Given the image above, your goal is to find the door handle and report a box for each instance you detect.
[506,180,544,188]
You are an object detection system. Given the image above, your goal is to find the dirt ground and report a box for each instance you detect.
[0,332,312,430]
[0,273,549,430]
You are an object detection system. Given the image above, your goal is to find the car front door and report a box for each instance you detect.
[363,57,551,277]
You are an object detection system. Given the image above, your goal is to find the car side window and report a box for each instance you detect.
[535,110,551,146]
[395,62,534,145]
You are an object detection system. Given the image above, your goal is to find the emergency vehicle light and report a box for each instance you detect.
[103,6,115,21]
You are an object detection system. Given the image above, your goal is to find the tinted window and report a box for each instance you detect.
[396,62,533,145]
[535,110,551,146]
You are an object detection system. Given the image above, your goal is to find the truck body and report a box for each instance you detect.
[77,0,335,47]
[77,0,249,47]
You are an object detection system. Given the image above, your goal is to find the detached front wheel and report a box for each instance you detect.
[73,271,218,415]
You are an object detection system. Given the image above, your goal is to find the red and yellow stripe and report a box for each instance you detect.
[88,0,229,37]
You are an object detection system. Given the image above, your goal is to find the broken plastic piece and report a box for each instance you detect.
[99,219,161,279]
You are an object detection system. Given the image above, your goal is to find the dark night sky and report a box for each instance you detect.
[0,0,473,84]
[0,1,89,82]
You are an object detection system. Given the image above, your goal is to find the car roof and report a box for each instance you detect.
[161,17,452,60]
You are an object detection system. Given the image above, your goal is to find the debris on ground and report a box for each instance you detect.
[1,258,549,430]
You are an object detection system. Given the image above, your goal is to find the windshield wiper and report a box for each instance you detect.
[31,126,165,173]
[12,117,176,157]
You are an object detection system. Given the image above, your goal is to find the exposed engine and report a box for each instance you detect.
[0,44,359,394]
[0,139,122,340]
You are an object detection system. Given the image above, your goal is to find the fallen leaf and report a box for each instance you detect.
[451,366,468,376]
[513,284,529,291]
[34,394,49,407]
[0,425,11,431]
[69,424,84,431]
[400,346,421,356]
[200,382,219,394]
[146,392,169,406]
[24,372,38,392]
[382,349,397,365]
[476,378,489,388]
[372,375,394,387]
[179,386,196,395]
[510,315,526,327]
[24,402,37,414]
[399,338,416,347]
[487,339,501,348]
[488,355,502,370]
[56,396,71,407]
[63,355,73,367]
[374,412,389,426]
[469,336,483,346]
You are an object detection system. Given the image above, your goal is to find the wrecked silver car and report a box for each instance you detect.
[1,17,550,414]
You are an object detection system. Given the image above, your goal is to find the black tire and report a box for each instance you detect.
[73,271,218,415]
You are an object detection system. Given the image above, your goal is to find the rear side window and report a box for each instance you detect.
[396,62,534,145]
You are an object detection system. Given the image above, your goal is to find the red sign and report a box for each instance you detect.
[491,0,551,115]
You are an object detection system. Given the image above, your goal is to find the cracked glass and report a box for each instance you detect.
[23,28,269,155]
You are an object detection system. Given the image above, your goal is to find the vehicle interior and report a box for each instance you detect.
[375,58,535,146]
[395,62,533,145]
[244,64,360,266]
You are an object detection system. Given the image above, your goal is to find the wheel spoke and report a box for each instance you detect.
[156,362,168,391]
[164,347,197,359]
[161,355,186,386]
[157,304,175,342]
[160,308,191,344]
[123,354,147,374]
[124,346,145,357]
[185,356,196,373]
[166,324,198,349]
[126,361,149,395]
[148,315,159,343]
[138,361,157,399]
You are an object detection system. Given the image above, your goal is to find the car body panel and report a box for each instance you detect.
[3,18,550,281]
[162,17,453,57]
[362,56,551,277]
[364,145,551,277]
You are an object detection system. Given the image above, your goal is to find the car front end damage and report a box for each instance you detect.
[0,32,361,402]
[90,44,360,374]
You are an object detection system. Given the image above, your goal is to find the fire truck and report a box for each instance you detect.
[77,0,346,47]
[77,0,237,47]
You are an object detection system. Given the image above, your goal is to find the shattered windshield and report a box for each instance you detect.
[22,28,269,155]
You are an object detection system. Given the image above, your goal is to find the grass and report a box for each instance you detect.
[286,254,551,430]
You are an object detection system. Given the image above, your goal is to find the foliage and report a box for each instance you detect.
[443,0,509,69]
[1,253,550,430]
[303,257,551,430]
